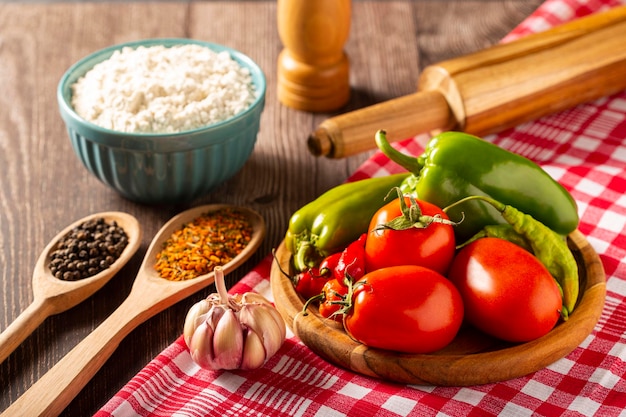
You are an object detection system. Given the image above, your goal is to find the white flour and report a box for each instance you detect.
[71,44,256,134]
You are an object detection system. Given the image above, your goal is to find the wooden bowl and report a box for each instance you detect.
[270,230,606,386]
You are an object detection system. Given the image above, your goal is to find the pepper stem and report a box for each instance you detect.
[375,130,424,173]
[443,195,505,216]
[293,240,317,272]
[301,293,324,316]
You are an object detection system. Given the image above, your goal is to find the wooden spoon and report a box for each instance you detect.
[0,212,142,364]
[1,204,265,417]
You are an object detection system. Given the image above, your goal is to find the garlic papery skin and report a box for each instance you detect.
[183,299,212,347]
[188,320,215,369]
[183,266,286,371]
[210,308,244,369]
[239,303,285,361]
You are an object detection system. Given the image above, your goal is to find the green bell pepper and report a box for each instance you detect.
[375,130,579,242]
[285,173,409,271]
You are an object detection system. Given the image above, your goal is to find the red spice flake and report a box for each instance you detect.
[155,208,253,281]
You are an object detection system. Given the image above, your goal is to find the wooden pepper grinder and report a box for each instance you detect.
[277,0,351,112]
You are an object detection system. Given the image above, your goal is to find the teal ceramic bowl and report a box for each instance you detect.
[57,38,266,204]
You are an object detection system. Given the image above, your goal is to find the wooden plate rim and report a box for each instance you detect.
[270,229,606,386]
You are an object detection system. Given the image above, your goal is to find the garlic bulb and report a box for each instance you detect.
[183,266,286,370]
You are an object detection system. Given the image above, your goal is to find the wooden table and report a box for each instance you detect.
[0,1,543,415]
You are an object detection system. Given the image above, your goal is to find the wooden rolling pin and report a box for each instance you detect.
[308,5,626,158]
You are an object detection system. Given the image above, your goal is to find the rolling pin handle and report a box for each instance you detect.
[308,128,334,157]
[308,90,454,158]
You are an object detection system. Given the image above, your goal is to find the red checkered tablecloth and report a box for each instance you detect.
[97,1,626,416]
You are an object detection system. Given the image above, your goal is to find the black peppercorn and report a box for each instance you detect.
[48,217,129,281]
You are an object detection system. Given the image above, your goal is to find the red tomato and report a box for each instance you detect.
[318,252,342,281]
[318,278,349,322]
[293,267,328,300]
[447,237,562,343]
[343,265,464,354]
[335,233,367,281]
[365,196,456,275]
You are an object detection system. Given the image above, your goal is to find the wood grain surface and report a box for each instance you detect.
[0,212,142,365]
[0,1,543,415]
[2,205,265,417]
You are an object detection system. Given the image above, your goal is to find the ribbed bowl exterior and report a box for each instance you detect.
[58,38,266,204]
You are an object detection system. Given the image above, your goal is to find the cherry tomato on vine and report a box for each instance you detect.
[318,278,349,322]
[292,267,328,300]
[343,265,464,354]
[335,233,367,281]
[364,194,456,275]
[447,237,562,343]
[318,252,342,281]
[294,249,351,300]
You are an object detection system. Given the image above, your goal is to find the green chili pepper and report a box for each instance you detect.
[285,173,409,272]
[444,195,579,319]
[376,130,579,242]
[460,224,533,253]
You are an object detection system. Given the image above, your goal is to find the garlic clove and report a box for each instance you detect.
[189,321,215,369]
[241,292,273,307]
[211,308,243,370]
[183,299,212,347]
[241,292,287,342]
[240,329,266,370]
[266,305,288,342]
[239,304,286,359]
